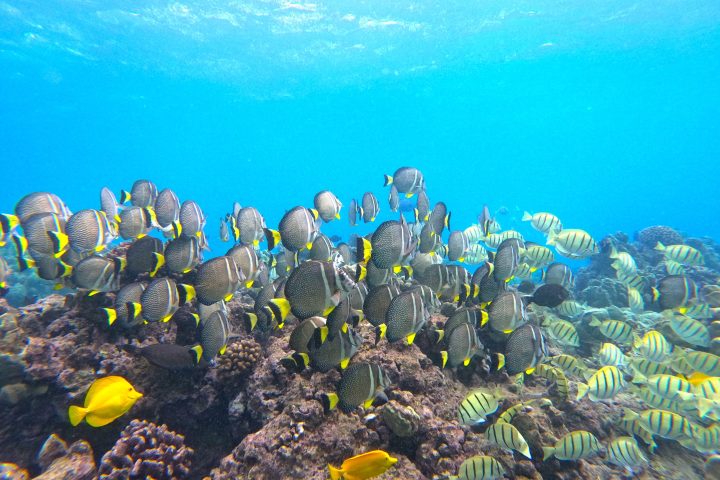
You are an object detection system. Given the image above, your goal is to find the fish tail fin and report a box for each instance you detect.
[321,392,339,414]
[383,174,393,186]
[651,287,660,302]
[267,298,291,324]
[150,253,165,277]
[698,398,715,418]
[491,353,505,371]
[654,242,665,252]
[328,464,343,480]
[542,447,555,461]
[440,351,448,368]
[103,308,118,326]
[68,405,88,426]
[431,329,444,344]
[17,255,35,272]
[576,382,589,401]
[522,211,532,222]
[178,284,196,305]
[119,190,131,204]
[588,316,601,327]
[243,312,258,332]
[171,220,182,239]
[355,263,367,282]
[546,229,557,246]
[11,233,28,257]
[414,208,420,223]
[264,228,281,249]
[191,345,203,364]
[356,237,372,263]
[375,324,387,345]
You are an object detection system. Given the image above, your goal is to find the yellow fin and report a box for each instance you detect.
[335,212,341,220]
[406,332,417,345]
[224,293,234,302]
[405,192,413,198]
[322,393,339,413]
[441,351,448,368]
[219,345,227,355]
[245,280,254,288]
[363,398,374,409]
[161,313,173,323]
[340,357,350,369]
[463,357,471,367]
[306,242,313,250]
[191,345,203,364]
[68,405,88,426]
[103,308,117,326]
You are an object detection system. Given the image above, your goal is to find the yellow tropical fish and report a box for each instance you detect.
[68,376,143,427]
[328,450,398,480]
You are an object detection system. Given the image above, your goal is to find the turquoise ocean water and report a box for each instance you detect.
[1,0,719,248]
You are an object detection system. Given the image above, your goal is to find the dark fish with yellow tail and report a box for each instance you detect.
[226,244,261,288]
[32,255,71,281]
[15,191,72,224]
[0,256,10,290]
[71,255,123,294]
[488,291,526,333]
[349,281,369,311]
[384,166,425,197]
[493,238,524,283]
[138,343,204,370]
[434,307,487,343]
[103,282,145,327]
[543,430,603,461]
[652,275,697,311]
[471,262,505,306]
[266,206,320,252]
[441,322,482,368]
[349,199,358,226]
[328,450,398,480]
[164,236,201,274]
[179,200,206,240]
[154,188,182,238]
[314,190,342,222]
[125,236,164,277]
[325,296,362,340]
[450,455,505,480]
[20,212,66,258]
[360,192,380,223]
[219,218,229,242]
[68,376,142,427]
[117,206,156,240]
[415,189,430,222]
[194,256,243,305]
[309,233,334,262]
[235,206,266,246]
[61,209,117,255]
[322,362,390,413]
[358,215,416,270]
[308,324,362,372]
[0,213,20,248]
[289,316,326,354]
[200,309,231,363]
[417,221,441,254]
[139,277,195,323]
[542,262,574,288]
[499,323,548,375]
[99,187,120,223]
[380,289,426,345]
[529,284,569,308]
[429,201,450,235]
[388,184,400,212]
[363,284,401,326]
[282,260,356,320]
[120,179,158,207]
[447,231,470,262]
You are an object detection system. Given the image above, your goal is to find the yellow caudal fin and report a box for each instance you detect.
[576,382,589,401]
[191,345,203,364]
[150,253,165,277]
[356,237,372,263]
[328,464,343,480]
[542,447,555,461]
[68,405,88,426]
[264,228,281,250]
[440,351,448,368]
[103,308,118,326]
[383,174,393,186]
[119,190,131,204]
[654,241,666,252]
[522,211,533,222]
[321,393,339,413]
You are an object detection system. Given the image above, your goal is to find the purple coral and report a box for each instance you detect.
[98,419,193,479]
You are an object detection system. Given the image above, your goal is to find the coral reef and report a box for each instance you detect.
[98,419,193,479]
[635,225,684,248]
[216,338,262,380]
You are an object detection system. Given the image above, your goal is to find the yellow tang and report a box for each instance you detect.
[328,450,398,480]
[68,376,143,427]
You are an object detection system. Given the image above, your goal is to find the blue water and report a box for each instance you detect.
[2,0,720,251]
